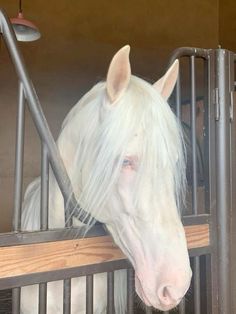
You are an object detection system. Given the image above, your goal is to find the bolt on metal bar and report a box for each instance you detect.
[63,279,71,314]
[193,256,201,314]
[190,56,198,215]
[179,297,186,314]
[127,268,134,314]
[0,9,94,225]
[86,275,93,314]
[107,271,115,313]
[215,49,232,314]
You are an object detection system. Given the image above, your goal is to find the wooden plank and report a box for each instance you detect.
[0,224,209,279]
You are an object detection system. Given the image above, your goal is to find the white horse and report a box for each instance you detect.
[21,46,192,314]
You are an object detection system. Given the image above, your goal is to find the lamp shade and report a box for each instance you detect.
[10,12,41,42]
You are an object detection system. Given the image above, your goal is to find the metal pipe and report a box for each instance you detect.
[215,48,232,314]
[63,279,71,314]
[193,256,201,314]
[13,82,25,231]
[107,271,115,313]
[168,47,210,68]
[12,288,21,314]
[39,283,47,314]
[176,71,181,119]
[12,81,24,314]
[86,275,93,314]
[40,144,49,230]
[190,56,198,215]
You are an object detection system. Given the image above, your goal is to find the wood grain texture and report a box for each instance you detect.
[0,224,209,279]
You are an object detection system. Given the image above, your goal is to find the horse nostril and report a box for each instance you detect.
[157,285,180,307]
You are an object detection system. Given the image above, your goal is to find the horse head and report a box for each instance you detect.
[62,46,192,311]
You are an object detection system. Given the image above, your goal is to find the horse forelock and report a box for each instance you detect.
[59,75,186,228]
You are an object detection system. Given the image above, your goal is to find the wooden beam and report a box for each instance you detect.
[0,224,209,279]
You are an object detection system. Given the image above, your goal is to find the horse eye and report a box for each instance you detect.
[122,159,132,167]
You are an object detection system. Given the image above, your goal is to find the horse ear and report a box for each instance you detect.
[106,45,131,104]
[153,60,179,100]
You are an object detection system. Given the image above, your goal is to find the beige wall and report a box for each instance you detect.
[0,0,219,231]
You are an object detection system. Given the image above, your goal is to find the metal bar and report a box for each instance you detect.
[176,66,181,119]
[63,279,71,314]
[190,56,198,215]
[107,271,115,314]
[39,283,47,314]
[12,288,21,314]
[0,225,107,247]
[12,82,25,314]
[193,256,201,314]
[12,82,25,231]
[39,144,49,314]
[86,275,93,314]
[40,144,49,230]
[179,298,186,314]
[215,49,232,314]
[168,47,210,68]
[0,9,94,224]
[127,268,134,314]
[0,222,208,247]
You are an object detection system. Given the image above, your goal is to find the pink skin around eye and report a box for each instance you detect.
[122,156,138,171]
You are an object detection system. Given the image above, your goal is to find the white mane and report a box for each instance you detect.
[57,75,186,227]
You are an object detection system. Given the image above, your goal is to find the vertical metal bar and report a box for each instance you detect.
[107,271,115,314]
[127,268,134,314]
[12,288,21,314]
[63,279,71,314]
[176,71,181,119]
[13,82,25,231]
[179,298,186,314]
[190,56,198,215]
[206,50,219,314]
[193,256,201,314]
[86,275,93,314]
[63,199,72,314]
[38,144,49,314]
[215,49,232,314]
[205,255,212,314]
[12,82,25,314]
[40,144,49,230]
[39,284,47,314]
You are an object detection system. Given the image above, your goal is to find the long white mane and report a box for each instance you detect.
[58,75,186,226]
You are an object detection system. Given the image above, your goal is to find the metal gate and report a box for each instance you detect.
[0,8,235,314]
